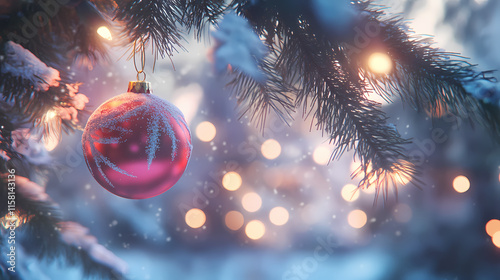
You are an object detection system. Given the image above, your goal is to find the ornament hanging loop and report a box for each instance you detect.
[133,37,146,81]
[136,71,146,81]
[129,37,151,94]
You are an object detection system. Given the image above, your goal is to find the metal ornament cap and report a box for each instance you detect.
[128,81,152,94]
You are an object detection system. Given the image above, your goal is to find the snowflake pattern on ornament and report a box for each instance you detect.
[82,92,192,188]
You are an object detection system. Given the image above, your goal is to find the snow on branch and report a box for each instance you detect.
[3,176,129,279]
[0,41,60,92]
[212,13,267,82]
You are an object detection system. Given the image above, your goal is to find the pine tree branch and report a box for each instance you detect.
[362,9,500,135]
[114,0,185,60]
[180,0,226,40]
[227,52,295,132]
[287,25,417,195]
[0,176,128,279]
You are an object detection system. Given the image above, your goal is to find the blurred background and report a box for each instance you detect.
[26,0,500,279]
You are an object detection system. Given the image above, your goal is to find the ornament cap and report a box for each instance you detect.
[128,81,152,94]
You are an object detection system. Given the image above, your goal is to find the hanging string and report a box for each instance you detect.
[133,38,146,81]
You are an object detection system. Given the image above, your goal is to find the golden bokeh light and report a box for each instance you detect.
[225,211,244,231]
[195,121,216,142]
[242,192,262,212]
[367,52,393,74]
[453,175,470,193]
[269,206,289,226]
[341,184,360,202]
[486,219,500,237]
[245,220,266,240]
[185,208,206,229]
[222,171,242,191]
[261,139,281,160]
[493,232,500,248]
[312,146,331,165]
[348,209,367,229]
[97,26,112,40]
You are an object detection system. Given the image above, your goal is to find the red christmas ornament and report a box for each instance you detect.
[82,81,192,199]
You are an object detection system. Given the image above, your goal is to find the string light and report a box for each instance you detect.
[261,139,281,160]
[185,208,206,229]
[348,209,367,229]
[43,109,61,151]
[242,192,262,212]
[45,109,57,120]
[225,211,244,231]
[222,171,242,191]
[367,52,393,74]
[195,121,216,142]
[97,26,112,40]
[453,175,470,193]
[269,207,289,226]
[245,220,265,240]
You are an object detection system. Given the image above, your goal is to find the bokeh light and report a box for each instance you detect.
[195,121,216,142]
[97,26,112,40]
[261,139,281,160]
[348,209,367,229]
[269,207,289,226]
[453,175,470,193]
[341,184,360,202]
[393,203,413,223]
[245,220,266,240]
[225,211,244,231]
[312,146,331,165]
[185,208,206,229]
[222,171,242,191]
[493,232,500,248]
[242,192,262,212]
[367,52,393,74]
[486,219,500,237]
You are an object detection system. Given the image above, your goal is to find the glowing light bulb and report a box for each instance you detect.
[245,220,265,240]
[242,192,262,213]
[46,110,57,120]
[225,211,244,231]
[222,171,242,191]
[368,52,392,74]
[261,139,281,160]
[341,184,360,202]
[43,110,61,151]
[97,26,112,40]
[195,121,216,142]
[348,209,367,229]
[269,206,289,226]
[185,208,206,229]
[453,175,470,193]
